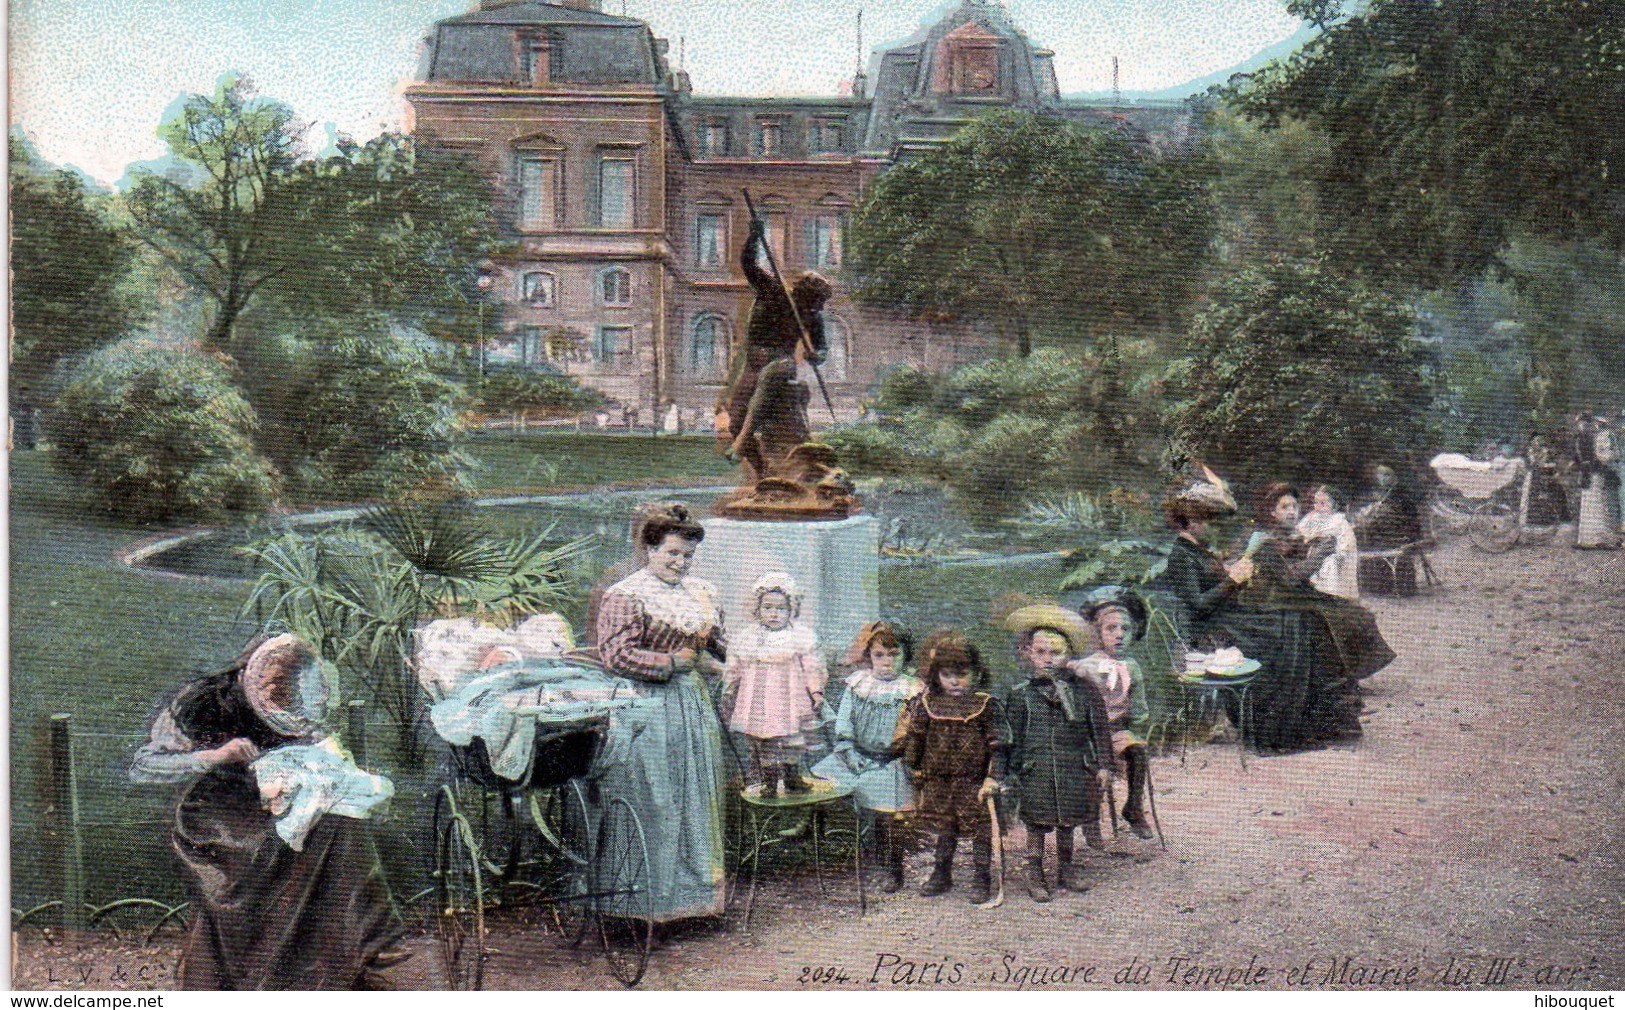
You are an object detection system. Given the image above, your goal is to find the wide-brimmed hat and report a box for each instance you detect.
[242,633,335,738]
[1163,461,1238,522]
[1076,585,1148,641]
[1003,603,1091,657]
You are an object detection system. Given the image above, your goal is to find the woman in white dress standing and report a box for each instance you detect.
[1296,485,1361,600]
[1574,414,1622,550]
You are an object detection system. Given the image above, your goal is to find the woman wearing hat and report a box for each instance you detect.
[130,635,407,989]
[1163,473,1378,752]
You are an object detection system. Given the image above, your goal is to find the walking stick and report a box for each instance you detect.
[741,189,838,422]
[973,795,1005,909]
[1145,757,1168,851]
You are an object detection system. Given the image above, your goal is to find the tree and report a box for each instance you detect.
[1166,257,1435,490]
[9,136,141,422]
[1234,0,1625,288]
[45,339,278,522]
[125,78,305,349]
[848,111,1214,356]
[126,79,498,352]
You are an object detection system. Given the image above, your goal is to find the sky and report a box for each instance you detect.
[9,0,1302,187]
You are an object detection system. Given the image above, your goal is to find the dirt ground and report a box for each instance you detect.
[13,539,1624,992]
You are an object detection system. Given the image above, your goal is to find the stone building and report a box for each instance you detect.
[405,0,1192,420]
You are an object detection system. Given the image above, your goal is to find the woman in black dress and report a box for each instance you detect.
[1162,477,1389,752]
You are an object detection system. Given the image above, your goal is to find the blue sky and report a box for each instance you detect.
[9,0,1302,186]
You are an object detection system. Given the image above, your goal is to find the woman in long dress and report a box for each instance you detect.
[1161,476,1386,752]
[1351,464,1425,596]
[130,636,406,990]
[594,506,730,921]
[1574,414,1622,549]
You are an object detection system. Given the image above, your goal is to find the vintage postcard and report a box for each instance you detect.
[9,0,1624,995]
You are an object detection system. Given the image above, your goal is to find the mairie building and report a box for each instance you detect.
[406,0,1194,418]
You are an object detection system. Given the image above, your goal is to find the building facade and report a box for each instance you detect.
[405,0,1193,419]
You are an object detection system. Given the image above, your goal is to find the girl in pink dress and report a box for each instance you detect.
[725,572,828,796]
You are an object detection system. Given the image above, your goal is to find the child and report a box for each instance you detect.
[895,630,1005,904]
[1002,604,1114,903]
[725,571,827,797]
[1072,588,1154,840]
[811,621,920,892]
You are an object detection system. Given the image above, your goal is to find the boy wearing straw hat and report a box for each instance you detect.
[1002,605,1114,903]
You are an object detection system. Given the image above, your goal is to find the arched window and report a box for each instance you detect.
[689,313,730,378]
[822,313,850,383]
[598,266,632,306]
[518,270,556,307]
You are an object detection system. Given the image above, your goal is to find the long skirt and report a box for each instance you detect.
[590,671,727,922]
[173,770,402,990]
[1576,483,1622,548]
[1198,610,1363,753]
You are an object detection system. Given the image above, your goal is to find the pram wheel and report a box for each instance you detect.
[595,796,654,987]
[431,784,486,990]
[530,779,593,947]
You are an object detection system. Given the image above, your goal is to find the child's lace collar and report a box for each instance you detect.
[845,668,920,701]
[608,568,719,636]
[732,622,817,658]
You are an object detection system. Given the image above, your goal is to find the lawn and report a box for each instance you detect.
[9,440,1079,911]
[466,431,735,491]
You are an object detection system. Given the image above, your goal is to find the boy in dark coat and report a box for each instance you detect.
[895,629,1006,904]
[1002,605,1114,903]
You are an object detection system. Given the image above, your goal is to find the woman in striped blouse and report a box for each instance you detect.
[594,505,730,922]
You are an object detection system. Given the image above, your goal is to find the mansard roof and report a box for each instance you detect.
[423,2,663,84]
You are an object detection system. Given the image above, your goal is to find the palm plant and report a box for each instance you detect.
[240,504,594,767]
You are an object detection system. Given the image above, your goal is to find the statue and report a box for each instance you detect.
[714,211,858,520]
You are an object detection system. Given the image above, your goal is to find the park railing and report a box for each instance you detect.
[13,702,372,941]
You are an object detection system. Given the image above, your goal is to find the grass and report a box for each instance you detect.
[465,432,735,492]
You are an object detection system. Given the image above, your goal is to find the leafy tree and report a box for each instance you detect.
[1234,0,1625,288]
[1166,256,1435,489]
[9,137,141,422]
[848,111,1214,356]
[827,346,1167,516]
[126,79,497,351]
[45,339,278,522]
[125,78,305,349]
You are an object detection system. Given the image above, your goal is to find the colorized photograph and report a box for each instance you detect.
[9,0,1624,992]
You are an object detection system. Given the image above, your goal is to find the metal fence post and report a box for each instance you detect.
[47,713,88,931]
[347,699,368,766]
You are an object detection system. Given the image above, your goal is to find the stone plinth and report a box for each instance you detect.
[690,514,880,661]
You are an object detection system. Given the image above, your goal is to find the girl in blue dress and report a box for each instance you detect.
[811,622,920,892]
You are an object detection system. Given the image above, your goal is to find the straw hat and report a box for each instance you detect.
[1003,603,1091,657]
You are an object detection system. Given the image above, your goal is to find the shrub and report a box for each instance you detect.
[261,323,471,502]
[46,339,277,522]
[473,369,604,423]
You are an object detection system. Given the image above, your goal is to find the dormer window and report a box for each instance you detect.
[518,31,551,86]
[934,22,1005,96]
[757,120,783,157]
[699,120,729,157]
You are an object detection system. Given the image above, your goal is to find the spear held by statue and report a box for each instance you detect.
[742,188,838,422]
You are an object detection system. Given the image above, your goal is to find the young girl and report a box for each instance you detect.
[725,571,827,796]
[811,621,920,892]
[1071,589,1155,841]
[895,629,1006,905]
[1296,485,1360,600]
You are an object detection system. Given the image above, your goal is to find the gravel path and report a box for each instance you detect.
[14,540,1623,991]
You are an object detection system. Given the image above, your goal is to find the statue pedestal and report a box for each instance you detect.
[691,514,880,661]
